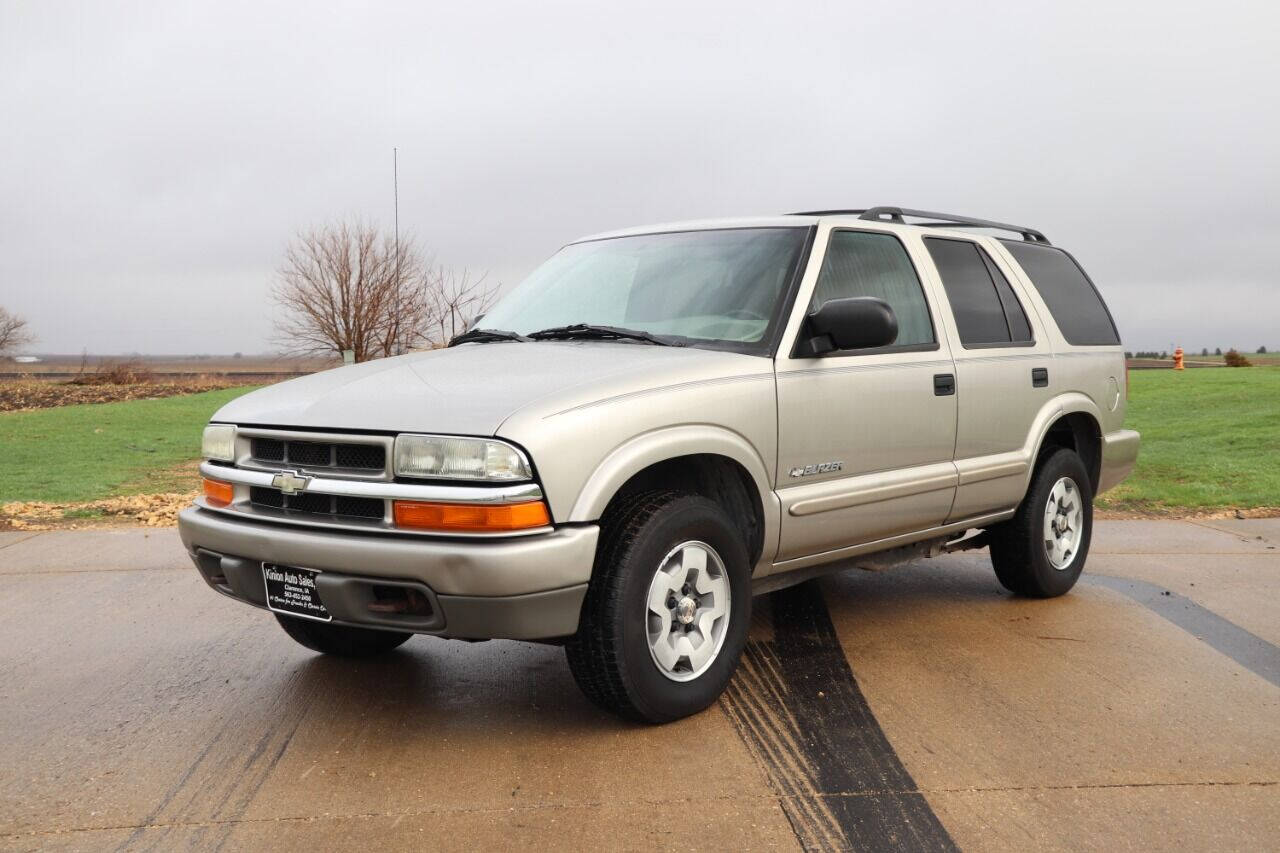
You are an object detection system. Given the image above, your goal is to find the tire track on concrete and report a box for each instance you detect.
[722,581,956,852]
[116,659,320,852]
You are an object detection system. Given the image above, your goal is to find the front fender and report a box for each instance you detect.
[567,425,781,568]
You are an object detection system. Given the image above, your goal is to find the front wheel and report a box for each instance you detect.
[989,447,1093,597]
[566,491,751,723]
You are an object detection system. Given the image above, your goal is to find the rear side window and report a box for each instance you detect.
[811,230,935,347]
[983,253,1033,342]
[999,240,1120,345]
[925,238,1032,347]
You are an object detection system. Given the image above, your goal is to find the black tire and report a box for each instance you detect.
[275,614,412,657]
[989,447,1093,597]
[565,491,752,724]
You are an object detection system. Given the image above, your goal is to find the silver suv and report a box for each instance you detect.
[180,207,1139,722]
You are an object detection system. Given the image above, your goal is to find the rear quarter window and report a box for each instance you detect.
[999,240,1120,345]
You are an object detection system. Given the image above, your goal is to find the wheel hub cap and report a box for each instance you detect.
[1043,476,1083,570]
[676,596,698,625]
[645,541,731,682]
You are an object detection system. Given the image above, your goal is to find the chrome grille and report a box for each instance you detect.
[250,486,385,520]
[250,438,385,472]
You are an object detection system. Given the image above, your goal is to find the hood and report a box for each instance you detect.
[212,342,769,436]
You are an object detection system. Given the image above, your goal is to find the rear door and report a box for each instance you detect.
[921,235,1052,521]
[773,225,958,563]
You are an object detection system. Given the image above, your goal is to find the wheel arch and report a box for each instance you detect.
[568,426,779,572]
[1027,394,1104,496]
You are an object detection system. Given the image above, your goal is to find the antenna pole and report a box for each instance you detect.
[393,147,402,356]
[393,147,400,258]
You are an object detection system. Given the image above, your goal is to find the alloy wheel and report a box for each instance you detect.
[644,540,731,682]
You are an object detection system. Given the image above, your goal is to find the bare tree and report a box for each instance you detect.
[421,265,500,346]
[0,307,33,356]
[272,220,432,362]
[272,220,500,361]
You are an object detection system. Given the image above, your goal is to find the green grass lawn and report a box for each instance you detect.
[1098,367,1280,511]
[0,387,258,503]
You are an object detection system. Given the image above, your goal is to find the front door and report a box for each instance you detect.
[774,226,959,563]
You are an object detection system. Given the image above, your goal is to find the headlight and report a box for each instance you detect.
[393,434,532,481]
[201,424,236,462]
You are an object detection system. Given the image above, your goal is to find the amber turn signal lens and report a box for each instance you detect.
[393,499,551,532]
[202,477,234,508]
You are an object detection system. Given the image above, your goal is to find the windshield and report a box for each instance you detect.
[478,227,809,353]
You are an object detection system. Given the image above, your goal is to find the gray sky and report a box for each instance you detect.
[2,0,1277,354]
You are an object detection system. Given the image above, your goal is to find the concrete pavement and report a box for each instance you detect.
[0,521,1276,851]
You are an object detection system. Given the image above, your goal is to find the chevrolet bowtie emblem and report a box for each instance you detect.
[271,471,311,495]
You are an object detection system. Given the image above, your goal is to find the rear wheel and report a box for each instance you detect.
[989,447,1093,597]
[275,614,412,656]
[566,491,751,723]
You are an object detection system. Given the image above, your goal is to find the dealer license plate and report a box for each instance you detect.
[262,564,331,622]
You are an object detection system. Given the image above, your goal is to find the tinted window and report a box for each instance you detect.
[981,251,1033,342]
[1000,240,1120,345]
[811,231,934,348]
[925,238,1022,346]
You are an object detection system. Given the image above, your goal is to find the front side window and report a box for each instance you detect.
[478,227,809,353]
[809,231,935,348]
[925,237,1032,347]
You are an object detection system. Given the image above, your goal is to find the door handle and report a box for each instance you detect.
[1032,367,1049,388]
[933,373,955,396]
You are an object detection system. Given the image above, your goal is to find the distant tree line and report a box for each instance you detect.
[1125,346,1268,359]
[1125,347,1262,368]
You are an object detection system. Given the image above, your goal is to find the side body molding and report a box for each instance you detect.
[567,425,782,574]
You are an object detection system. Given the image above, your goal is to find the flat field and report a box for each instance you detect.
[1128,351,1280,370]
[2,353,335,380]
[0,380,244,412]
[1098,366,1279,513]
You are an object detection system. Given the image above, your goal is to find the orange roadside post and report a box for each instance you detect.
[1173,346,1185,370]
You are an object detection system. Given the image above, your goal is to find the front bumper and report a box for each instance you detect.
[177,506,599,640]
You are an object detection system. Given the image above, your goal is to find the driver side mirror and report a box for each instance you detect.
[802,297,898,355]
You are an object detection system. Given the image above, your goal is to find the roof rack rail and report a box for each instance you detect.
[789,206,1050,244]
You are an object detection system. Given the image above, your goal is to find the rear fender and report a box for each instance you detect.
[1023,392,1104,490]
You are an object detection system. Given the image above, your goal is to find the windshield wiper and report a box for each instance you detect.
[449,328,531,346]
[527,324,683,347]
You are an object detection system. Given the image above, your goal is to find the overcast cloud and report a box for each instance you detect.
[2,0,1277,354]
